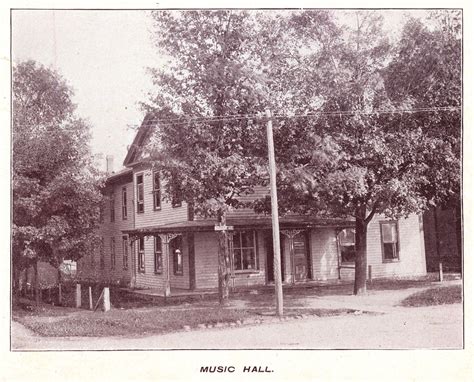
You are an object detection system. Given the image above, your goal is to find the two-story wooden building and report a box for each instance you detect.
[77,115,427,295]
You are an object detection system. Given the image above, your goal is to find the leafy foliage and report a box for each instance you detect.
[145,11,281,215]
[12,61,103,275]
[143,11,460,295]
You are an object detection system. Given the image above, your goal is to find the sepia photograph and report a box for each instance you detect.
[6,3,469,379]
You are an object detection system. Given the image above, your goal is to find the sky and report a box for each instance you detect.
[11,9,427,172]
[12,10,160,171]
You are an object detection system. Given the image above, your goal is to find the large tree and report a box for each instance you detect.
[144,10,461,298]
[144,10,307,303]
[12,60,103,303]
[263,11,461,294]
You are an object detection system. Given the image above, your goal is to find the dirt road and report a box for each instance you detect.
[12,302,462,350]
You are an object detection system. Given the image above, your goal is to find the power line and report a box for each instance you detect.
[12,106,461,129]
[133,105,461,128]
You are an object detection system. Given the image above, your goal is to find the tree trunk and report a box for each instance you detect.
[34,258,40,305]
[354,207,368,295]
[217,210,230,305]
[12,264,19,298]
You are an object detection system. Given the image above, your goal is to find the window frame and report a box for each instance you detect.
[171,175,183,208]
[122,236,129,270]
[380,220,400,262]
[232,231,258,272]
[136,173,144,214]
[110,192,115,222]
[137,237,145,273]
[110,237,116,269]
[154,236,163,274]
[121,186,127,220]
[152,171,161,210]
[338,228,356,264]
[170,237,183,275]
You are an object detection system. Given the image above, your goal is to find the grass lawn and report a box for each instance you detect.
[400,285,462,307]
[13,306,252,337]
[12,301,360,337]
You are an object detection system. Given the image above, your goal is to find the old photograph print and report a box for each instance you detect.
[11,8,462,352]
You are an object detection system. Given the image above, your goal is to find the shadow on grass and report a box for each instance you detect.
[399,285,462,307]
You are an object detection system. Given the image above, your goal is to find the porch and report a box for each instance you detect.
[123,216,355,295]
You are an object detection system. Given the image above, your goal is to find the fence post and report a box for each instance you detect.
[103,287,110,312]
[75,283,82,308]
[439,262,444,282]
[89,286,93,310]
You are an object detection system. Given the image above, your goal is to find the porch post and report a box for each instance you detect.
[187,233,196,290]
[159,233,181,298]
[130,238,136,288]
[281,229,304,284]
[335,229,342,280]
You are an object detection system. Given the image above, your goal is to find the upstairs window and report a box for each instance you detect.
[138,237,145,272]
[110,192,115,222]
[122,236,128,270]
[338,229,356,263]
[380,221,400,261]
[171,175,183,208]
[136,174,144,214]
[110,237,116,269]
[122,187,127,220]
[153,171,161,210]
[233,231,257,271]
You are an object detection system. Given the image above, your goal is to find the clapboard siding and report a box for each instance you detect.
[334,214,426,281]
[134,168,188,228]
[365,214,426,279]
[134,236,166,290]
[194,232,218,288]
[193,186,270,220]
[77,180,134,286]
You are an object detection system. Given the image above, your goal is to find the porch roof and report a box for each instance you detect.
[122,216,355,236]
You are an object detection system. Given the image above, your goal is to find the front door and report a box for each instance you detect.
[293,233,309,282]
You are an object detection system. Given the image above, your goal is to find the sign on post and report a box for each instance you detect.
[214,225,234,231]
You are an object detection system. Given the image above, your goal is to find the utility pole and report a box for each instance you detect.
[266,109,284,316]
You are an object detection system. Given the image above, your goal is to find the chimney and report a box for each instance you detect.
[106,155,114,175]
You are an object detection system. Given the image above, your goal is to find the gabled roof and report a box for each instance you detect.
[122,112,157,167]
